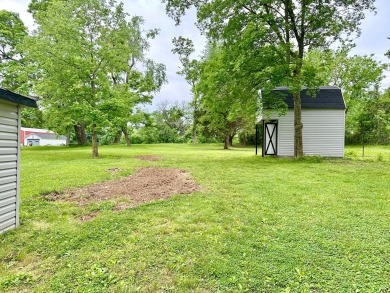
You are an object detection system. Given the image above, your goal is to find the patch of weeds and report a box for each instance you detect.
[294,155,323,163]
[78,201,117,222]
[377,153,384,162]
[345,150,357,158]
[86,200,117,213]
[80,211,101,222]
[31,221,52,231]
[39,190,63,201]
[0,273,34,289]
[79,264,118,288]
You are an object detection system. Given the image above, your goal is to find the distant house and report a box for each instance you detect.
[25,133,67,146]
[21,127,67,146]
[0,87,37,233]
[260,86,346,157]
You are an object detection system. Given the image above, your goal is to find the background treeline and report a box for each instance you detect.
[1,0,390,152]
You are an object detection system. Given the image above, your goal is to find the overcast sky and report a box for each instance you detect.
[1,0,389,108]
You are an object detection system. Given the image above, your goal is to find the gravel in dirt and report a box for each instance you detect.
[46,167,200,213]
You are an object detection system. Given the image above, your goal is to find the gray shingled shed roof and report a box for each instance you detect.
[26,133,67,140]
[272,86,346,109]
[0,87,38,108]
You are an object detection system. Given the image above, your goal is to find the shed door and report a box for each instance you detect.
[27,139,40,146]
[263,122,277,155]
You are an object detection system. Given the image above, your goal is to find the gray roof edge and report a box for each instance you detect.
[0,87,38,108]
[273,86,341,90]
[25,133,67,140]
[270,86,346,109]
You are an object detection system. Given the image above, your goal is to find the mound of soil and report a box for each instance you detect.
[136,155,162,161]
[48,167,200,211]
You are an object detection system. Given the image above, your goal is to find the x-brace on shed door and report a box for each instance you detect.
[262,121,278,156]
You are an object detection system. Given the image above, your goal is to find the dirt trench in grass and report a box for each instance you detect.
[47,157,200,220]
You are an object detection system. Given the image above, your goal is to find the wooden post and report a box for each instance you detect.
[255,124,258,155]
[262,120,265,157]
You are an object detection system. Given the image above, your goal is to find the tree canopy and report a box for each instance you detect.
[23,0,166,157]
[196,43,256,149]
[162,0,376,156]
[0,10,28,91]
[172,36,201,144]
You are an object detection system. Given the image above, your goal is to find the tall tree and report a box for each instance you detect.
[0,10,28,90]
[197,44,256,149]
[24,0,165,157]
[172,36,201,144]
[304,47,387,142]
[28,0,57,16]
[163,0,375,157]
[304,47,387,104]
[153,100,191,143]
[0,10,45,128]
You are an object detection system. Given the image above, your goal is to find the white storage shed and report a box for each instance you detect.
[0,87,37,233]
[25,133,67,146]
[261,86,346,157]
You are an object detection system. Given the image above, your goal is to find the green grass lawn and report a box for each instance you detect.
[1,144,389,292]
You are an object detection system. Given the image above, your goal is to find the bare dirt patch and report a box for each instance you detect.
[80,211,100,222]
[136,155,162,161]
[46,167,200,214]
[107,167,122,174]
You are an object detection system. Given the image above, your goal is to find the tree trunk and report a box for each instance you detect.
[292,45,304,158]
[224,135,229,150]
[122,127,131,146]
[192,124,197,145]
[228,134,234,146]
[293,91,303,158]
[66,128,70,146]
[74,124,88,145]
[113,130,122,144]
[91,124,98,158]
[192,93,199,145]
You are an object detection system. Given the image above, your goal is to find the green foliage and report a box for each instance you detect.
[28,0,57,16]
[172,36,199,84]
[21,108,44,128]
[196,44,257,148]
[304,47,389,144]
[172,36,201,144]
[346,89,390,144]
[304,47,387,104]
[163,0,376,157]
[130,101,192,144]
[0,10,29,91]
[0,273,33,289]
[22,0,166,156]
[0,144,389,292]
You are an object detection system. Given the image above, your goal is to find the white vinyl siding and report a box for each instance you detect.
[301,109,345,157]
[270,109,345,157]
[0,101,20,233]
[25,134,67,146]
[269,111,294,157]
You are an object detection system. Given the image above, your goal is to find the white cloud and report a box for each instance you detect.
[0,0,34,29]
[122,0,205,108]
[351,0,390,88]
